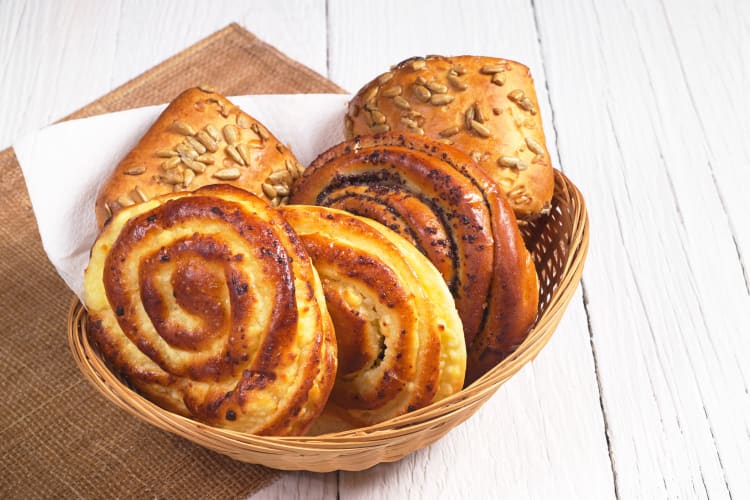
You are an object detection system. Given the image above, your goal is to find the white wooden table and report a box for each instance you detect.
[3,1,749,498]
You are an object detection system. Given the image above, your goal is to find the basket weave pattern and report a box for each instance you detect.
[67,169,588,472]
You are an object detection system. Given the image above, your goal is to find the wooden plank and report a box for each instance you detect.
[0,0,328,149]
[328,1,615,497]
[534,0,750,497]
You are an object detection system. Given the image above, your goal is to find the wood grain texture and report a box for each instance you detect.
[534,0,750,497]
[4,0,749,498]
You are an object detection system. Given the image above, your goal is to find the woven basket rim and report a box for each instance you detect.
[66,168,589,471]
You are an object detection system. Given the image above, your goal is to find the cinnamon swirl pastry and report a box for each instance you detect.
[290,133,538,383]
[280,205,465,429]
[84,185,336,436]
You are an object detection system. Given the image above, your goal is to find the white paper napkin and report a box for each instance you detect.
[13,94,351,301]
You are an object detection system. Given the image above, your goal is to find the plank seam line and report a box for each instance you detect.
[325,0,331,79]
[530,1,618,498]
[581,283,620,500]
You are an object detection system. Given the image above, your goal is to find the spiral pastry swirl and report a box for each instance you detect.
[280,205,465,429]
[84,185,336,435]
[290,133,538,383]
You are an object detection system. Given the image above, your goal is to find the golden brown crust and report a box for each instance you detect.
[95,87,304,228]
[84,185,336,436]
[346,55,554,220]
[280,205,465,429]
[290,133,539,383]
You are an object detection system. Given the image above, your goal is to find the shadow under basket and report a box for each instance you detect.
[67,169,589,472]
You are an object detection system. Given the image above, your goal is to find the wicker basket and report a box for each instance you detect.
[67,169,588,472]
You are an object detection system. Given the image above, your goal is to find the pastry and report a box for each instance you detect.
[84,184,336,436]
[280,205,465,429]
[346,55,554,220]
[95,86,304,227]
[290,133,538,383]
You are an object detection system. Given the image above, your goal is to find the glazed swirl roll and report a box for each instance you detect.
[84,185,336,435]
[280,205,465,428]
[290,133,538,383]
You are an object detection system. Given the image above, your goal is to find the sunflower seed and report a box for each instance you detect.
[117,195,135,207]
[363,85,379,103]
[508,89,526,102]
[371,123,390,133]
[205,124,221,142]
[471,151,482,162]
[480,64,507,74]
[172,120,195,136]
[183,168,195,188]
[430,94,454,106]
[280,196,289,206]
[393,96,411,110]
[508,186,525,197]
[236,143,252,165]
[175,143,198,160]
[237,114,251,129]
[183,159,206,173]
[364,110,375,127]
[252,123,270,141]
[470,120,491,137]
[261,183,277,199]
[414,85,431,102]
[285,159,301,179]
[195,154,214,165]
[225,145,245,165]
[497,156,528,170]
[124,165,146,176]
[273,184,290,196]
[518,97,537,114]
[213,167,241,180]
[198,84,216,93]
[268,169,291,184]
[223,124,240,145]
[155,148,177,158]
[415,76,427,86]
[440,139,454,145]
[465,106,476,130]
[411,127,425,135]
[411,59,426,71]
[377,72,394,84]
[275,143,286,154]
[133,186,148,202]
[370,110,387,124]
[104,203,112,218]
[426,81,448,94]
[160,171,183,185]
[400,117,419,129]
[186,136,207,154]
[492,107,502,115]
[196,131,218,152]
[439,126,460,137]
[163,156,181,170]
[447,73,468,91]
[525,137,545,155]
[491,72,507,86]
[451,65,467,75]
[474,103,487,123]
[271,196,281,207]
[381,85,402,97]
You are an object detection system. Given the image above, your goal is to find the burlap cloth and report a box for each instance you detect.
[0,24,344,498]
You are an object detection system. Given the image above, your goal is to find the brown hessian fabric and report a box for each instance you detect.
[0,24,344,499]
